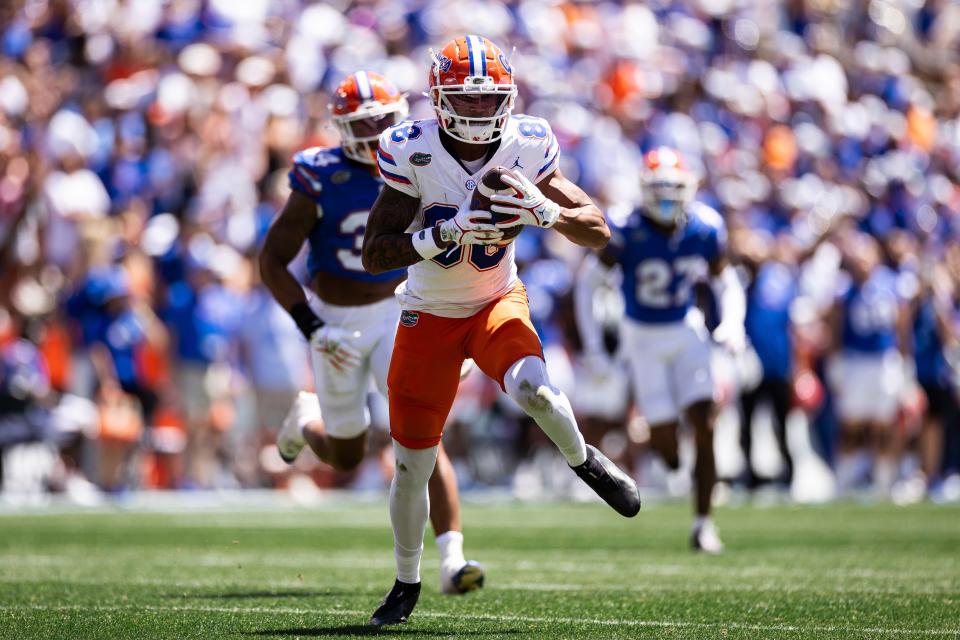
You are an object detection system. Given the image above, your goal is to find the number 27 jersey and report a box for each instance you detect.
[376,116,560,318]
[608,203,726,324]
[288,146,405,283]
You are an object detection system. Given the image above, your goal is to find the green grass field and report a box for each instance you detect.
[0,500,958,639]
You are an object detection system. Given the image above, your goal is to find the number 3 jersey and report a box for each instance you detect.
[376,116,560,318]
[288,146,406,283]
[608,203,726,324]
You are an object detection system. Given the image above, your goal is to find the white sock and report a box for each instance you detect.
[694,516,710,531]
[435,530,465,569]
[394,542,422,585]
[504,356,588,466]
[389,441,438,584]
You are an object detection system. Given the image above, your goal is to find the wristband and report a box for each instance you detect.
[412,227,445,260]
[539,200,562,228]
[290,302,323,340]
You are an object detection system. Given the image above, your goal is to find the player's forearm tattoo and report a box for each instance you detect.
[364,235,424,273]
[362,187,425,274]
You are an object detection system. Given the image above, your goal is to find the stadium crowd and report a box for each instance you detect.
[1,0,959,504]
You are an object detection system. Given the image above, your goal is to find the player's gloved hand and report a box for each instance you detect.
[490,170,561,228]
[439,193,504,246]
[712,322,746,353]
[310,326,362,373]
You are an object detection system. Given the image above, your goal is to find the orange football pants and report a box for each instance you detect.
[387,282,543,449]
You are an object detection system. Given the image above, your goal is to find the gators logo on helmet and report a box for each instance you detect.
[436,53,453,73]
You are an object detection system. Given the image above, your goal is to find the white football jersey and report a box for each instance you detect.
[376,115,560,317]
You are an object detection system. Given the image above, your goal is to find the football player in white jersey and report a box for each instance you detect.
[259,72,482,596]
[360,35,641,625]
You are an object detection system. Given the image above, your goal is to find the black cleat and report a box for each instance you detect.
[369,579,421,626]
[442,560,485,595]
[571,445,641,517]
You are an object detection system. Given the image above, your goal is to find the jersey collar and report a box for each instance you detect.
[438,128,502,175]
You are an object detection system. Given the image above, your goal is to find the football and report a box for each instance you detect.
[471,166,524,245]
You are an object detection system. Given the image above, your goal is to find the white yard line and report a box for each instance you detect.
[0,603,957,637]
[0,552,954,582]
[0,574,956,597]
[496,581,960,596]
[0,551,960,593]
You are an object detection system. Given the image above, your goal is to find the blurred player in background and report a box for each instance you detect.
[910,262,957,496]
[258,71,482,595]
[828,233,911,496]
[362,35,640,625]
[579,147,745,554]
[733,230,798,491]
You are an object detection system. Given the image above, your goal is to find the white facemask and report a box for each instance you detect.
[429,79,516,144]
[333,98,409,164]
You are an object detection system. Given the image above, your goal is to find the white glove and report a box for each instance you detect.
[438,192,504,246]
[712,322,746,353]
[710,265,747,353]
[490,170,561,228]
[310,326,362,373]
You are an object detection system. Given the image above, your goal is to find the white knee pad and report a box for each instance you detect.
[392,441,438,490]
[504,356,587,466]
[504,356,561,418]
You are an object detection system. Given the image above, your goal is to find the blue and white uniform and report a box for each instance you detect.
[610,203,724,425]
[831,266,904,423]
[288,146,405,438]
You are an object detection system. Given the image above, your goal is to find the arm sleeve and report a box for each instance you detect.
[711,264,746,338]
[574,253,612,356]
[376,129,420,198]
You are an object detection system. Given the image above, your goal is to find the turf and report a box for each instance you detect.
[0,500,957,639]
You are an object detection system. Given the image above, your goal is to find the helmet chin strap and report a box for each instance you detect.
[342,138,378,165]
[451,116,498,143]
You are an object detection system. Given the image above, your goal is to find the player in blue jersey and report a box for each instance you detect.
[579,147,745,553]
[827,233,911,495]
[258,71,483,595]
[738,233,799,490]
